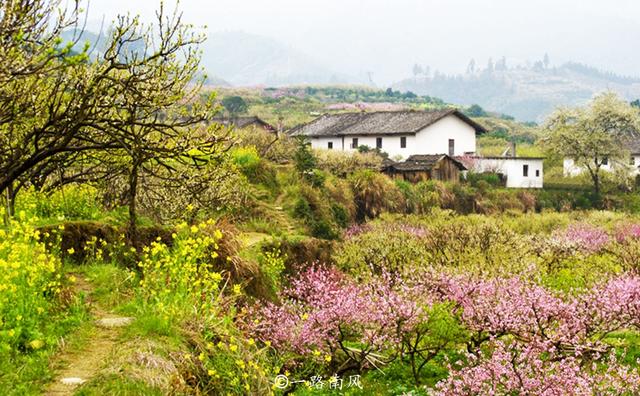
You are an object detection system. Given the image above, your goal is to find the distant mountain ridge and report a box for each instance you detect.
[393,62,640,122]
[61,28,640,121]
[62,29,358,87]
[201,31,357,86]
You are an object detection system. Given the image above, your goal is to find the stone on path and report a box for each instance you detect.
[95,317,134,328]
[60,377,86,385]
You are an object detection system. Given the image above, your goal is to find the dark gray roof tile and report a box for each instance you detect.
[290,109,486,137]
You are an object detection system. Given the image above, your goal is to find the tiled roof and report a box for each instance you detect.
[289,109,486,137]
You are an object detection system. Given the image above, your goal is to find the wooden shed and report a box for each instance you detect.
[382,154,466,183]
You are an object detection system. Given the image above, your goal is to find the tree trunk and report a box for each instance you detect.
[587,164,601,198]
[410,351,420,386]
[127,162,140,251]
[592,169,600,197]
[3,183,12,226]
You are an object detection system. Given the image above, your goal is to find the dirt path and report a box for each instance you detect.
[45,275,133,395]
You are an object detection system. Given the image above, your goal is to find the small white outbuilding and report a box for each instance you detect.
[473,156,544,188]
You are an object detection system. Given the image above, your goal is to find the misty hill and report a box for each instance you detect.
[393,61,640,122]
[60,29,107,56]
[60,30,235,87]
[63,30,357,86]
[201,32,356,86]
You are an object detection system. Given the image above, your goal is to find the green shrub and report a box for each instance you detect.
[348,170,404,221]
[335,225,429,277]
[310,219,339,240]
[395,180,441,214]
[466,172,504,187]
[257,246,287,293]
[331,203,349,228]
[16,185,103,221]
[324,176,356,223]
[293,197,313,220]
[314,150,383,176]
[291,184,341,240]
[230,146,279,190]
[231,146,261,173]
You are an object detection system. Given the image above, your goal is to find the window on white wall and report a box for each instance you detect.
[376,137,382,149]
[602,157,609,165]
[400,136,406,148]
[631,156,636,166]
[352,138,358,148]
[523,164,529,177]
[535,169,540,177]
[327,141,333,149]
[448,139,455,156]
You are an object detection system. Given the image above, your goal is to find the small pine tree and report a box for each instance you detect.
[294,137,316,175]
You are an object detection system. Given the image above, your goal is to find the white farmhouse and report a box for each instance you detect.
[290,109,484,159]
[290,109,544,188]
[563,151,640,177]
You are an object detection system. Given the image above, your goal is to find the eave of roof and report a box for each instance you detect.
[472,156,545,160]
[288,109,487,137]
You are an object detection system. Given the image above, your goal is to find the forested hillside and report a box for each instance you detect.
[394,59,640,121]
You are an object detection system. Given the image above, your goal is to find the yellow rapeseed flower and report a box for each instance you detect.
[29,339,44,350]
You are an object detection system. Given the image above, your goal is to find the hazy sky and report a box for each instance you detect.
[86,0,640,84]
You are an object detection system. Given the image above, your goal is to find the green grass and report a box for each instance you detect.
[605,331,640,366]
[123,312,180,340]
[75,374,166,396]
[74,263,136,311]
[0,297,91,395]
